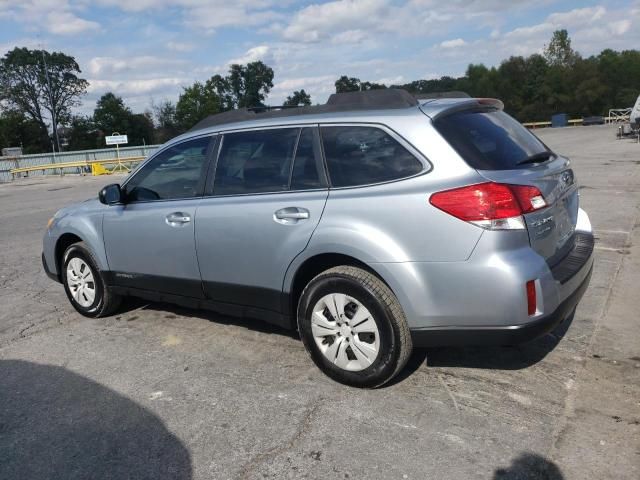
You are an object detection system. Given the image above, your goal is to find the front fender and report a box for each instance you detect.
[43,201,108,277]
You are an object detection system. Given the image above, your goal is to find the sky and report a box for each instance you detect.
[1,0,639,116]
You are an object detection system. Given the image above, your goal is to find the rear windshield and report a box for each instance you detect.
[434,109,552,170]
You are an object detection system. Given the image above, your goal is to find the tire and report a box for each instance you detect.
[61,242,122,318]
[297,266,412,388]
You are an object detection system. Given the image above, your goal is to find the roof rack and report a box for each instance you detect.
[416,91,471,100]
[326,88,418,107]
[189,89,419,132]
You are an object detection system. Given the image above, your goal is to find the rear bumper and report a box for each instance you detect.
[410,264,592,347]
[372,208,594,346]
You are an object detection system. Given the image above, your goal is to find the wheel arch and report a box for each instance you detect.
[285,252,393,320]
[55,233,84,278]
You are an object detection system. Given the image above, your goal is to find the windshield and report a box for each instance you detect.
[434,109,551,170]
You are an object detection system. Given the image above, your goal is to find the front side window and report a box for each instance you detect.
[125,136,211,201]
[214,128,298,195]
[321,126,423,187]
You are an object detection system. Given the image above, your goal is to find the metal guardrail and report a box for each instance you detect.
[0,144,159,183]
[9,156,145,179]
[523,117,623,129]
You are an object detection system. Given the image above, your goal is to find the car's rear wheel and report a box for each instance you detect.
[62,242,121,318]
[297,266,412,388]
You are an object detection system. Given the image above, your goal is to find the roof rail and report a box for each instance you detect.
[188,88,419,132]
[247,105,301,112]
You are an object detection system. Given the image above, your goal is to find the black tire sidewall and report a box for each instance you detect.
[298,273,402,387]
[62,244,105,317]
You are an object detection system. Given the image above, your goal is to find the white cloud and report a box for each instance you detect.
[331,29,368,44]
[88,56,188,77]
[440,38,466,48]
[87,77,185,96]
[609,19,631,35]
[283,0,388,43]
[280,0,548,44]
[375,75,404,85]
[95,0,283,32]
[270,74,336,104]
[228,45,272,65]
[547,6,606,26]
[1,1,100,36]
[46,11,100,35]
[166,41,195,52]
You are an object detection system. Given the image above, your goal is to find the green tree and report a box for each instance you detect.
[66,115,99,151]
[0,108,50,153]
[0,47,88,151]
[152,99,181,142]
[93,92,132,136]
[544,29,579,67]
[205,74,234,111]
[128,113,154,146]
[283,89,312,106]
[335,76,361,93]
[175,82,222,130]
[227,61,274,108]
[360,81,386,91]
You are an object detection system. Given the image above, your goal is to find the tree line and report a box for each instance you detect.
[1,30,639,154]
[337,30,640,123]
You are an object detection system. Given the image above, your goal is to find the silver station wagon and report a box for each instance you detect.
[43,89,594,387]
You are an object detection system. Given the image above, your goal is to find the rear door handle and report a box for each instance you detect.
[166,212,191,227]
[274,207,310,224]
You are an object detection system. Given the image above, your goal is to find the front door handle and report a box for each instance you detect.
[166,212,191,227]
[274,207,310,224]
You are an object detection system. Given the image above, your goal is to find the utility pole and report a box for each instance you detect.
[41,49,61,152]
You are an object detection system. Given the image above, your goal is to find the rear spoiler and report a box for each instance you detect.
[421,98,504,121]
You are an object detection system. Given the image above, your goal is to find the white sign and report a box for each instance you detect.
[105,134,128,145]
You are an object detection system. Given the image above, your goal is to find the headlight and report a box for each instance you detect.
[47,217,55,230]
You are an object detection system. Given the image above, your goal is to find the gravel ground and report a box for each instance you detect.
[1,125,638,480]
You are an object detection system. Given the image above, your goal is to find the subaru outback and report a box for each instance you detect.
[43,89,594,387]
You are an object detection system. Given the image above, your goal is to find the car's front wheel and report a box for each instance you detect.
[297,266,412,388]
[62,242,121,317]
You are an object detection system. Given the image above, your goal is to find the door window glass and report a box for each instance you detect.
[125,136,211,201]
[290,128,326,190]
[214,128,298,195]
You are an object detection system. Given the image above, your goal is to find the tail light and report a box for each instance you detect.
[429,182,547,230]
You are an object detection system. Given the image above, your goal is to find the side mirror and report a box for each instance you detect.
[99,183,123,205]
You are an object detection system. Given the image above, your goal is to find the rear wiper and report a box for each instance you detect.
[517,151,554,165]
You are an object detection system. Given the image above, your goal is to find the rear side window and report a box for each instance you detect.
[214,128,298,195]
[434,109,551,170]
[321,126,423,187]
